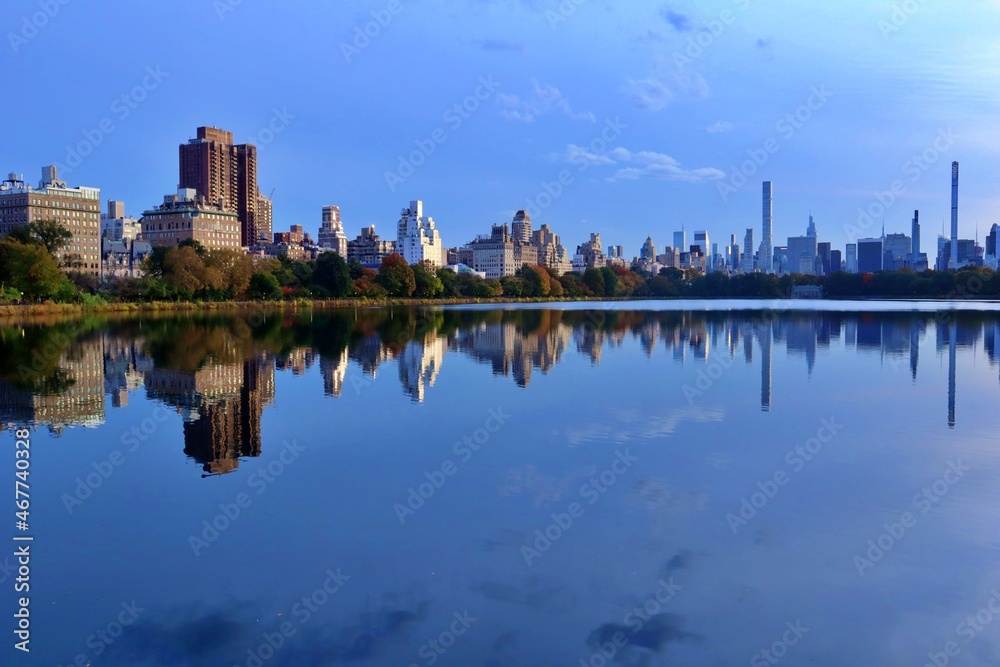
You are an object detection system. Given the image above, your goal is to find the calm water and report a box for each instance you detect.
[3,302,1000,666]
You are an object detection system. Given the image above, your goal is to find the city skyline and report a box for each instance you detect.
[4,1,999,257]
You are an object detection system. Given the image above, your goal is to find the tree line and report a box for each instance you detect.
[2,220,999,304]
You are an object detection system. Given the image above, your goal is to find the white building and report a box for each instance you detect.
[397,200,444,267]
[100,200,141,243]
[318,205,348,256]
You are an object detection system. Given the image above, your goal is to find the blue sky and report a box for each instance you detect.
[4,0,1000,256]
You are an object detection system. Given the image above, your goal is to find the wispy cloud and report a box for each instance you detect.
[498,79,595,122]
[560,144,724,183]
[626,66,709,111]
[706,121,734,133]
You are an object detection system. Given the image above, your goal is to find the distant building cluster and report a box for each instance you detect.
[0,123,990,282]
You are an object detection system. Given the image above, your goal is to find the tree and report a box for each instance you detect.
[600,266,620,296]
[204,249,253,297]
[412,261,444,298]
[583,267,606,296]
[437,267,462,298]
[518,265,552,297]
[377,254,416,297]
[314,251,352,297]
[0,238,75,301]
[163,246,214,295]
[247,272,282,300]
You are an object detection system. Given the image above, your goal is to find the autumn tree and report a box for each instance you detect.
[377,253,416,297]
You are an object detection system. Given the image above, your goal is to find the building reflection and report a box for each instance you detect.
[2,309,999,468]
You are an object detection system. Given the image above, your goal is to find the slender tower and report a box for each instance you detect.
[762,181,774,274]
[912,210,920,257]
[951,162,959,268]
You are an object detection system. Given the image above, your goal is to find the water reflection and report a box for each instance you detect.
[2,308,998,473]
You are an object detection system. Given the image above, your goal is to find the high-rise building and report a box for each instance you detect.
[468,223,538,279]
[806,214,817,238]
[787,235,817,274]
[318,205,348,256]
[830,249,843,273]
[817,242,831,275]
[178,126,266,246]
[986,223,998,270]
[673,230,686,254]
[912,210,921,257]
[511,210,532,245]
[846,243,858,273]
[140,188,241,250]
[396,200,444,267]
[640,237,657,263]
[348,226,396,267]
[0,167,101,275]
[100,200,140,243]
[531,224,572,274]
[883,233,912,271]
[573,233,606,271]
[257,193,273,243]
[743,228,755,273]
[857,238,884,273]
[762,181,774,274]
[950,161,959,268]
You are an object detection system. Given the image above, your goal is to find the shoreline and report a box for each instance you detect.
[2,294,1000,322]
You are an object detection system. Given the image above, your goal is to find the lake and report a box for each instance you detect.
[3,301,1000,666]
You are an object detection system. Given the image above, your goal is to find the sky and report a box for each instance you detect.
[4,0,1000,257]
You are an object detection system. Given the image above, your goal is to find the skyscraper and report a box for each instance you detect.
[743,228,755,273]
[318,205,348,256]
[806,214,816,237]
[846,244,858,273]
[912,210,921,257]
[673,230,686,254]
[397,200,444,267]
[762,181,773,274]
[950,161,959,268]
[511,210,532,245]
[179,126,265,246]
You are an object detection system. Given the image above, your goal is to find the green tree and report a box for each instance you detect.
[247,272,282,300]
[313,251,352,297]
[600,266,620,296]
[0,238,75,301]
[412,261,444,298]
[377,253,416,297]
[583,267,606,296]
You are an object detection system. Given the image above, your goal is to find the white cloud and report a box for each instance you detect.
[566,146,725,183]
[498,79,596,123]
[625,61,709,111]
[707,120,734,133]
